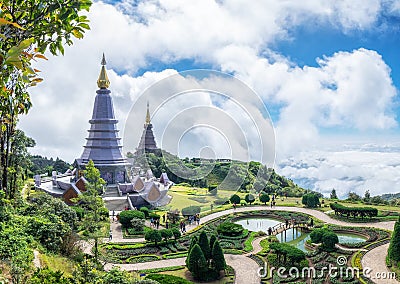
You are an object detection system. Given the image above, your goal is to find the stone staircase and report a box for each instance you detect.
[104,198,128,211]
[103,185,120,198]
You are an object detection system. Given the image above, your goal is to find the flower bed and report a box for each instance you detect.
[125,254,160,263]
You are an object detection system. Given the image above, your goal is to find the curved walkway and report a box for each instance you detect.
[196,206,395,232]
[105,253,260,284]
[105,206,397,284]
[361,243,398,284]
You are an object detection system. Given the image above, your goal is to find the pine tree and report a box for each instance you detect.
[211,241,226,272]
[187,244,208,279]
[186,236,198,267]
[189,236,198,252]
[209,234,217,253]
[198,231,211,261]
[389,217,400,261]
[330,189,338,199]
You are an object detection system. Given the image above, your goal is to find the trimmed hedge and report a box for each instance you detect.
[217,222,244,237]
[330,203,378,218]
[269,242,306,264]
[146,273,192,284]
[119,210,145,228]
[181,205,201,216]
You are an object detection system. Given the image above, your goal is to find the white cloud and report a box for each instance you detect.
[18,0,398,178]
[278,143,400,198]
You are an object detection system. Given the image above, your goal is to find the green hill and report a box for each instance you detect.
[133,150,310,197]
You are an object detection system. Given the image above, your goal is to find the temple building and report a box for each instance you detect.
[136,102,160,154]
[35,55,172,210]
[74,54,129,184]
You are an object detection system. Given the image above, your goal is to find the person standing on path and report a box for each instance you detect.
[109,230,112,241]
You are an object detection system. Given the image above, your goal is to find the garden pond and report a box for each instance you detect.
[235,217,368,252]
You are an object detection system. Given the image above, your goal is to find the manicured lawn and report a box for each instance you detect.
[168,186,305,212]
[323,199,400,212]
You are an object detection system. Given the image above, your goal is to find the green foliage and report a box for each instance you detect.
[75,160,108,261]
[302,193,320,208]
[135,150,304,195]
[30,155,71,175]
[160,229,173,242]
[27,193,78,228]
[347,192,362,202]
[146,273,192,284]
[389,217,400,261]
[330,203,378,218]
[119,210,146,228]
[269,242,306,264]
[217,222,244,237]
[145,230,162,246]
[149,212,160,220]
[27,215,71,253]
[103,268,136,284]
[72,258,104,284]
[211,241,226,271]
[139,207,150,218]
[0,0,91,197]
[198,231,211,260]
[188,236,198,254]
[243,231,256,252]
[330,189,338,199]
[186,244,208,279]
[181,205,200,216]
[310,228,325,243]
[171,228,181,240]
[229,194,241,204]
[28,268,71,284]
[130,218,145,232]
[244,193,255,204]
[259,193,270,204]
[0,222,34,283]
[322,231,339,252]
[209,234,217,253]
[310,227,339,252]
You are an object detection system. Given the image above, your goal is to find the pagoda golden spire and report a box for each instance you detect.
[145,101,151,124]
[97,53,110,89]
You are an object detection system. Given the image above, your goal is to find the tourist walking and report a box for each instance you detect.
[109,230,112,241]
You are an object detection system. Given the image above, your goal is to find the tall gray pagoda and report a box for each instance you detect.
[136,102,159,154]
[75,54,129,184]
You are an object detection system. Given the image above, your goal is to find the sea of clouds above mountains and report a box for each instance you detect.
[278,142,400,198]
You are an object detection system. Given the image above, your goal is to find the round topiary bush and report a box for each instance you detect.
[139,206,150,218]
[119,210,145,228]
[217,222,244,237]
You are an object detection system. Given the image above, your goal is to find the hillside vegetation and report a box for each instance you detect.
[133,151,309,197]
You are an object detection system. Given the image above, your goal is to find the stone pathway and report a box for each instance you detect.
[33,250,41,268]
[246,236,267,255]
[361,243,398,284]
[104,206,397,284]
[105,254,261,284]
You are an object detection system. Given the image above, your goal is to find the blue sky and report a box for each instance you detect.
[19,0,400,197]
